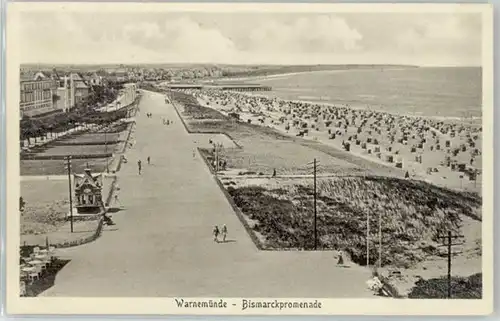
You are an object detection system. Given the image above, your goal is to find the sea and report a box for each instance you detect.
[245,67,482,120]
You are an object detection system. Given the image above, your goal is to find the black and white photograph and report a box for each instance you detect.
[5,2,494,315]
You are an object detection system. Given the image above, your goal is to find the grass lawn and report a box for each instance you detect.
[20,178,112,240]
[170,90,402,176]
[21,180,70,236]
[21,219,100,247]
[33,144,118,157]
[224,176,481,268]
[193,119,364,175]
[21,159,110,175]
[58,133,121,144]
[21,180,69,207]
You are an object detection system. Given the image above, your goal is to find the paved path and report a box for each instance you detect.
[41,91,374,298]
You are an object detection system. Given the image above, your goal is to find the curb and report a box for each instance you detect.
[198,148,264,250]
[150,89,243,149]
[104,98,140,206]
[53,218,104,249]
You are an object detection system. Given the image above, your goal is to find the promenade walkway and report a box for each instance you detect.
[41,91,374,298]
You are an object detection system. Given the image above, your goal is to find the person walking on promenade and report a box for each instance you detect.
[213,225,220,243]
[137,160,142,175]
[193,149,196,159]
[114,193,121,207]
[147,156,151,165]
[337,250,344,266]
[221,224,228,242]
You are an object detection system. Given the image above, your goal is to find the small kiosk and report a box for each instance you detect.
[74,169,104,214]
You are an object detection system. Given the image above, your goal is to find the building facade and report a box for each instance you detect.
[20,79,57,117]
[75,81,90,104]
[54,76,76,112]
[74,169,104,214]
[88,72,102,86]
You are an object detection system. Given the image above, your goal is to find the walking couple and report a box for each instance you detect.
[213,224,228,243]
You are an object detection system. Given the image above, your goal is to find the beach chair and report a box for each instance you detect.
[28,272,39,283]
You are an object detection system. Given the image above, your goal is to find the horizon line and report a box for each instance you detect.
[20,63,482,68]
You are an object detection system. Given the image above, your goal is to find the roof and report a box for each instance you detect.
[20,71,35,81]
[74,171,103,191]
[75,81,89,89]
[70,72,84,81]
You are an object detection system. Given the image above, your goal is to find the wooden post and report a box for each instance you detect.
[378,209,382,268]
[447,231,452,298]
[367,210,370,267]
[313,158,317,250]
[437,230,464,298]
[65,156,74,233]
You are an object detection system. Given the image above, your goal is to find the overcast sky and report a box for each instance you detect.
[18,11,482,66]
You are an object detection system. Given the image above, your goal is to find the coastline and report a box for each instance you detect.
[188,88,482,194]
[205,66,417,85]
[233,90,482,125]
[196,66,482,123]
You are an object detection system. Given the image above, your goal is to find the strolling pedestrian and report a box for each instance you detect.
[213,225,220,242]
[272,168,276,178]
[147,156,151,165]
[114,194,120,207]
[221,224,228,242]
[193,149,196,158]
[138,160,142,175]
[337,250,344,265]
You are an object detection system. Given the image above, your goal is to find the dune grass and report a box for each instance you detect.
[227,176,481,268]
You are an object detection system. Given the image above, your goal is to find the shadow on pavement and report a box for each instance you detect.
[107,207,126,213]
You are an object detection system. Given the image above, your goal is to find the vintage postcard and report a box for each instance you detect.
[5,2,494,315]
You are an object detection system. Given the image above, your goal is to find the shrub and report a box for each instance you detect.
[408,273,482,299]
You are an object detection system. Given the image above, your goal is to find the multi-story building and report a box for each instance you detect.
[20,77,58,117]
[75,81,90,104]
[54,75,76,112]
[88,72,103,86]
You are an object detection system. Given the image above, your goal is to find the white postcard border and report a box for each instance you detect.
[4,2,494,316]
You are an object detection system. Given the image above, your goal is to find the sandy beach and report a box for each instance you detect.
[177,88,482,194]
